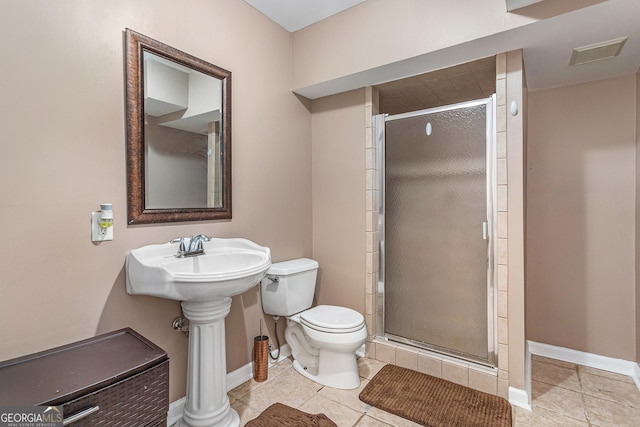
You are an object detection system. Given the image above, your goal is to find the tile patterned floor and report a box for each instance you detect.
[229,355,640,426]
[515,355,640,426]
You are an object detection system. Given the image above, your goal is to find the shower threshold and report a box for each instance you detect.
[381,333,497,370]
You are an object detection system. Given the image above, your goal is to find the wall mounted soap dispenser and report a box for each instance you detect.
[92,203,113,242]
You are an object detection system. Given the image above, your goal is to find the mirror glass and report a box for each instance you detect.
[125,29,231,224]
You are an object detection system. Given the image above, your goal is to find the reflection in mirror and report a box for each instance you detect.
[144,52,223,209]
[125,29,231,224]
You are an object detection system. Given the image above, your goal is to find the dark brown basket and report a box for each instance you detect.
[62,360,169,426]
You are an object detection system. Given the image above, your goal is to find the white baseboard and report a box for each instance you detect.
[167,344,292,426]
[167,397,186,427]
[509,386,531,411]
[528,341,640,392]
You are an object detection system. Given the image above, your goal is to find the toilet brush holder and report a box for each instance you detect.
[253,335,269,382]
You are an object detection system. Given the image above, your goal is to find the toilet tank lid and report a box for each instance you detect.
[268,258,318,275]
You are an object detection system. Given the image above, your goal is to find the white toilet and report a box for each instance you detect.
[260,258,367,389]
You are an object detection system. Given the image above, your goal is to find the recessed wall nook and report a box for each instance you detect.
[364,51,527,404]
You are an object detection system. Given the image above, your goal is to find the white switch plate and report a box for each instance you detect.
[92,211,113,242]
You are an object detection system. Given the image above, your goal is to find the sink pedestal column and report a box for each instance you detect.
[179,298,239,427]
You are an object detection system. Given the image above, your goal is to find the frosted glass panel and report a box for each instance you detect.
[384,104,488,360]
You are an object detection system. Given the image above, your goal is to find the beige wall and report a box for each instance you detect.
[527,75,637,360]
[310,90,366,313]
[0,0,312,401]
[292,0,533,91]
[636,71,640,364]
[291,0,602,93]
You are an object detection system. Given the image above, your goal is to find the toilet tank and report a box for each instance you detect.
[260,258,319,316]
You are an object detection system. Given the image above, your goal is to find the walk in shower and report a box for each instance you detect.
[375,96,497,367]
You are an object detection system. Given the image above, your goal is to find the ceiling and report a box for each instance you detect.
[243,0,366,32]
[244,0,640,97]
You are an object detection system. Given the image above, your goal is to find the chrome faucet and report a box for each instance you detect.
[171,234,211,258]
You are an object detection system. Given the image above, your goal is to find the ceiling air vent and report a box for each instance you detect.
[569,37,628,66]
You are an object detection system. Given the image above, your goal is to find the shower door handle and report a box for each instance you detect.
[482,222,488,240]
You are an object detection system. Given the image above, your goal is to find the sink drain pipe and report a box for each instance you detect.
[173,316,190,336]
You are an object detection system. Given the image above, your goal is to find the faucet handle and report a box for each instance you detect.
[192,234,211,251]
[170,237,188,256]
[170,237,188,246]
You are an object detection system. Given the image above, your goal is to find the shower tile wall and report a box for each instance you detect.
[364,86,379,360]
[364,53,511,399]
[495,52,510,399]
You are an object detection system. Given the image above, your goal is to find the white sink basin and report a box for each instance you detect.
[126,237,271,427]
[126,238,271,301]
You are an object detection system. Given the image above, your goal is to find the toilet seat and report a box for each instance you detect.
[285,304,368,389]
[299,305,365,334]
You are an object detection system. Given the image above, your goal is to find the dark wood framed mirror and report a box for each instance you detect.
[125,29,231,224]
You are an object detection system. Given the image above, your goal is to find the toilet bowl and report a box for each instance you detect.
[260,258,367,389]
[285,305,367,389]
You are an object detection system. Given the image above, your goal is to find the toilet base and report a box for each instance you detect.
[291,349,361,390]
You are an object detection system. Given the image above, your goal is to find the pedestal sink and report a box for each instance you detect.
[126,238,271,427]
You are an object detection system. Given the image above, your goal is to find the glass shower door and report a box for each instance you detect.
[382,98,494,364]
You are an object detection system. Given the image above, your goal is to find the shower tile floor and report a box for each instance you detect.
[228,355,640,426]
